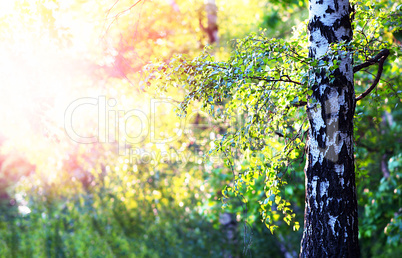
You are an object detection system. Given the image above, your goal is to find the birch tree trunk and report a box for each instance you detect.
[300,0,360,256]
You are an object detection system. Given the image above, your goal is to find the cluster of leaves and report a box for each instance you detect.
[144,30,319,232]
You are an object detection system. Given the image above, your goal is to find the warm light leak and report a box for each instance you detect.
[0,0,187,180]
[0,1,16,18]
[0,0,103,177]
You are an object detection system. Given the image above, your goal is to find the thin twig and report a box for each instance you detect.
[104,0,145,36]
[249,75,302,85]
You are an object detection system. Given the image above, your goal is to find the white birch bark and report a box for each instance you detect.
[300,0,360,256]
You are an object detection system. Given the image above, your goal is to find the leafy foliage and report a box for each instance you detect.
[144,30,316,232]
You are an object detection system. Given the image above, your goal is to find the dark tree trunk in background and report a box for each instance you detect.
[300,0,360,256]
[219,212,238,258]
[200,0,219,45]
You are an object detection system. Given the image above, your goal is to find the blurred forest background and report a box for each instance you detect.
[0,0,400,257]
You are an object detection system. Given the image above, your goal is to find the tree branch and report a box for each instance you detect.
[354,49,389,73]
[355,49,390,101]
[249,75,302,85]
[104,0,145,35]
[292,101,307,107]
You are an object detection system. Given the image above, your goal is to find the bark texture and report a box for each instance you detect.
[300,0,360,257]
